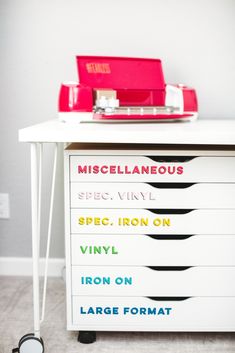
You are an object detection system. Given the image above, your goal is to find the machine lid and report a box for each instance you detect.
[76,55,165,90]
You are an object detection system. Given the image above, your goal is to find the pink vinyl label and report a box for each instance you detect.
[77,164,184,175]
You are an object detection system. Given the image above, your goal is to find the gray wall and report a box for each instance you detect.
[0,0,235,258]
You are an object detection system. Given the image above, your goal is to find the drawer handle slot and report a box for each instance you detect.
[147,209,194,214]
[147,266,192,271]
[147,297,191,301]
[145,234,195,240]
[147,156,196,163]
[147,183,195,189]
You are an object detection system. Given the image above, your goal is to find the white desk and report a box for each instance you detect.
[19,119,235,144]
[17,119,235,350]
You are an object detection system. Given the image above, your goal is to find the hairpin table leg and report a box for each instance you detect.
[12,143,44,353]
[13,142,59,353]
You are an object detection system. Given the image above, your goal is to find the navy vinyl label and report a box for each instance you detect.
[80,306,172,316]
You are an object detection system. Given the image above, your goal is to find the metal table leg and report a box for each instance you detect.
[12,142,58,353]
[31,142,41,339]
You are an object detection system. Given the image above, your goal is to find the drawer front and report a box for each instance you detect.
[72,296,235,331]
[71,234,235,266]
[70,209,235,235]
[71,266,235,296]
[70,156,235,182]
[70,182,235,209]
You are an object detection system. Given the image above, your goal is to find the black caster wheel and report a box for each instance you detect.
[78,331,96,344]
[13,334,44,353]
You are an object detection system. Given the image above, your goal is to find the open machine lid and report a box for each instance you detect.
[76,55,165,90]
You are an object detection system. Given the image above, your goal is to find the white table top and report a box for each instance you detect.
[18,119,235,145]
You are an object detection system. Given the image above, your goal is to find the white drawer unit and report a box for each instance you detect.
[64,144,235,339]
[18,120,235,349]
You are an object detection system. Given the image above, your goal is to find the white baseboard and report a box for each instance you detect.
[0,257,65,277]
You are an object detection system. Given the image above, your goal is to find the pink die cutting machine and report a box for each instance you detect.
[58,56,198,122]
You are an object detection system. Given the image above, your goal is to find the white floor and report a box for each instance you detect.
[1,276,235,353]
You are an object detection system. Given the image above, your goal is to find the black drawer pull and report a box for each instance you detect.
[147,209,194,214]
[147,266,192,271]
[147,296,191,301]
[145,234,195,240]
[147,156,196,163]
[147,183,195,189]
